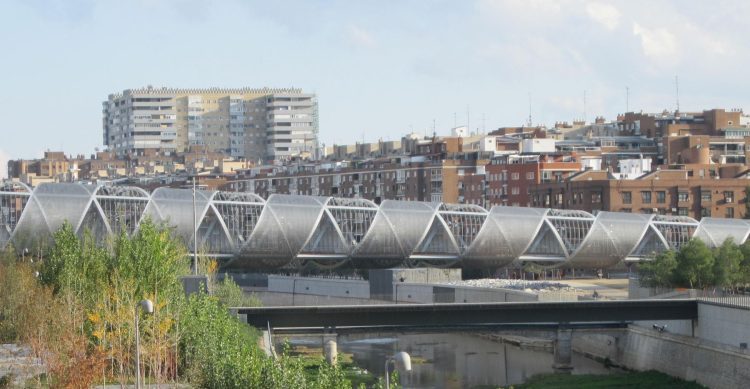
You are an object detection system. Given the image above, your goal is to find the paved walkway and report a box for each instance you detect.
[561,278,630,300]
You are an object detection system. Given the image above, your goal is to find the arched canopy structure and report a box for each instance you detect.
[1,182,744,270]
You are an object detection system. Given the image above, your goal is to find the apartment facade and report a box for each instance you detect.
[485,154,583,207]
[530,169,750,220]
[223,157,488,204]
[102,86,318,162]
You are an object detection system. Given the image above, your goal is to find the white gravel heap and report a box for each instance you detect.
[440,279,581,294]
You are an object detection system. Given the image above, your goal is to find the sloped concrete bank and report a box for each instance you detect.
[573,325,750,389]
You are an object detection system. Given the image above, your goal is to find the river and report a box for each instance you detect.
[284,332,617,389]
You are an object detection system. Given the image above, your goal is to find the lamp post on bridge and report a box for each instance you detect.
[384,351,411,389]
[135,299,154,389]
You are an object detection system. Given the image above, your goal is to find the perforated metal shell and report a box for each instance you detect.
[4,181,749,270]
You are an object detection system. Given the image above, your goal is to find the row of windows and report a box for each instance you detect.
[486,172,535,181]
[620,207,735,218]
[622,190,735,204]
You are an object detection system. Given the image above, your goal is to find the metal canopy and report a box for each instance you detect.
[0,181,743,269]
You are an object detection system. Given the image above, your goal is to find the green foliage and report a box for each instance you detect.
[673,239,714,289]
[745,186,750,219]
[638,250,678,288]
[180,293,352,389]
[739,240,750,285]
[7,219,357,388]
[213,276,262,307]
[639,237,750,291]
[713,238,743,288]
[180,293,264,388]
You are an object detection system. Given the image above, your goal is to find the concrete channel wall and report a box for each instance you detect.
[264,274,579,304]
[572,302,750,389]
[394,283,541,303]
[268,276,370,299]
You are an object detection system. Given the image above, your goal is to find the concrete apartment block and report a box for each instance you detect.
[102,86,318,163]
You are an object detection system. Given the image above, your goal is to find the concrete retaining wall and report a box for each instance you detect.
[268,276,370,299]
[265,274,576,305]
[619,326,750,389]
[254,291,387,306]
[393,283,541,303]
[574,303,750,389]
[697,302,750,348]
[369,268,462,300]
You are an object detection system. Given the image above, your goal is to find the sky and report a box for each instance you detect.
[2,0,750,178]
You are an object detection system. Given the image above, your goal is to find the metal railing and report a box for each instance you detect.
[696,291,750,310]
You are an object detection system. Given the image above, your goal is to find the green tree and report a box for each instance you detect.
[744,185,750,219]
[674,239,715,289]
[738,240,750,286]
[713,238,743,289]
[213,276,261,307]
[638,250,678,288]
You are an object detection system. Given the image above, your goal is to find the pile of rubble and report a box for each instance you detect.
[440,279,581,294]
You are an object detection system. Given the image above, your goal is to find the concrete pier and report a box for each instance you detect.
[553,327,573,371]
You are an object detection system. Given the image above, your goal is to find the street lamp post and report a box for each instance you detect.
[384,351,411,389]
[192,176,198,275]
[135,299,154,389]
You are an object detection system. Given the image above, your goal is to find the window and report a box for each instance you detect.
[701,207,711,217]
[656,191,666,204]
[678,207,689,216]
[724,191,734,203]
[622,192,632,204]
[591,191,602,203]
[641,191,652,204]
[511,172,520,180]
[701,190,711,202]
[726,207,735,218]
[526,172,535,180]
[511,187,520,195]
[621,208,632,213]
[678,192,689,202]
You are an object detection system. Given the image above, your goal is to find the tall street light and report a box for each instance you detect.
[192,176,198,275]
[135,299,154,389]
[385,351,411,389]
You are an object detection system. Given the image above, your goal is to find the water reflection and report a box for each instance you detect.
[286,332,615,389]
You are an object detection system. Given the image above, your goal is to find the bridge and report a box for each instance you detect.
[238,299,698,329]
[2,181,749,269]
[242,299,700,371]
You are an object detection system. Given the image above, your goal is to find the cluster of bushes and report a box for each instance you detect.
[0,219,361,388]
[638,238,750,290]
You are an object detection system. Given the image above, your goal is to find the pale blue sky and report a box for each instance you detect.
[2,0,749,176]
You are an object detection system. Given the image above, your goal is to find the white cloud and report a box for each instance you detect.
[347,25,376,48]
[586,2,620,30]
[633,22,678,62]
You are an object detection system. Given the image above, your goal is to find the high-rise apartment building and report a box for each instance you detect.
[102,86,318,162]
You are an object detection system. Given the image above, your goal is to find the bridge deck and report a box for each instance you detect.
[238,299,698,329]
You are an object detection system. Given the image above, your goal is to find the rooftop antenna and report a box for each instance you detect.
[626,86,630,112]
[527,92,533,127]
[432,119,436,136]
[675,75,680,112]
